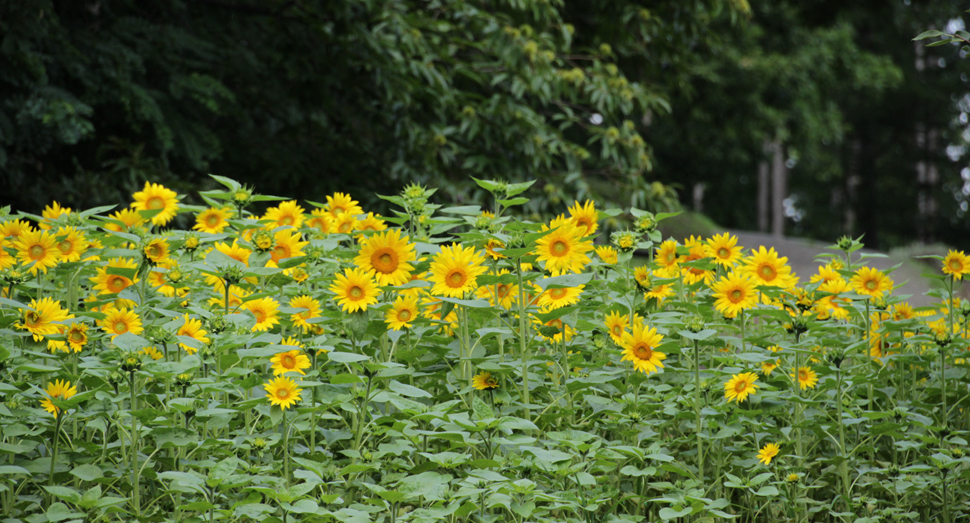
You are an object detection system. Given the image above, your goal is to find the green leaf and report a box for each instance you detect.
[913,30,945,40]
[69,464,103,481]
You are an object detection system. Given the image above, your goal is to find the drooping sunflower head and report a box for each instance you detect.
[567,199,598,236]
[329,267,380,313]
[355,229,416,286]
[385,295,420,330]
[429,243,488,298]
[472,372,500,390]
[131,182,180,226]
[264,376,303,410]
[724,372,759,403]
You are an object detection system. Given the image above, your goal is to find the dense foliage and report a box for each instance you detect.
[2,178,970,522]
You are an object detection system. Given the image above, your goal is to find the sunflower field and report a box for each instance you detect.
[2,176,970,523]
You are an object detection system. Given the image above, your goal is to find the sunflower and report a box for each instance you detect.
[643,278,675,303]
[306,209,333,233]
[816,278,852,321]
[264,200,305,229]
[761,360,779,375]
[140,346,164,360]
[613,231,638,252]
[744,246,797,288]
[194,207,233,234]
[567,200,598,236]
[40,380,78,418]
[485,238,506,260]
[207,284,250,310]
[14,229,60,274]
[724,372,760,403]
[131,181,179,226]
[290,295,322,332]
[330,267,380,312]
[64,322,89,352]
[475,269,519,309]
[533,315,576,343]
[620,322,667,375]
[757,443,780,465]
[681,236,715,285]
[40,201,72,230]
[214,241,252,265]
[850,266,893,298]
[892,302,916,321]
[711,272,759,318]
[271,349,311,376]
[385,295,420,330]
[53,227,89,263]
[264,376,303,410]
[17,297,73,341]
[535,220,593,275]
[242,297,281,332]
[330,213,358,235]
[422,298,459,336]
[706,233,743,268]
[325,192,364,218]
[90,258,139,295]
[633,266,651,290]
[472,372,500,390]
[809,264,843,285]
[105,209,145,232]
[793,366,818,390]
[99,307,144,339]
[595,245,618,265]
[429,243,488,298]
[177,314,210,354]
[355,229,416,286]
[0,238,14,269]
[535,284,584,309]
[654,240,682,277]
[0,219,33,239]
[269,229,308,265]
[142,238,171,265]
[354,212,387,235]
[604,311,628,343]
[942,250,970,280]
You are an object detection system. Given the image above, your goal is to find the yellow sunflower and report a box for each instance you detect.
[385,295,420,330]
[757,443,780,465]
[131,181,180,226]
[535,220,593,275]
[654,240,682,277]
[705,232,742,267]
[681,236,715,285]
[268,229,308,266]
[306,208,333,233]
[429,243,488,298]
[535,284,584,309]
[0,219,34,239]
[485,238,506,260]
[54,227,89,263]
[604,311,628,343]
[207,284,250,310]
[422,297,459,336]
[620,322,667,375]
[533,315,576,343]
[40,380,78,418]
[271,348,311,376]
[761,359,779,375]
[0,237,15,269]
[264,376,302,410]
[816,278,852,321]
[193,207,233,234]
[633,266,651,290]
[65,322,89,352]
[711,272,759,318]
[329,267,380,312]
[143,238,171,265]
[90,258,139,295]
[40,201,72,230]
[354,212,387,235]
[793,366,818,390]
[14,229,60,274]
[263,200,305,229]
[567,200,598,236]
[326,192,364,217]
[289,295,322,333]
[850,266,893,298]
[355,229,416,286]
[943,250,970,280]
[724,372,760,403]
[140,346,164,360]
[643,278,675,303]
[99,307,144,339]
[809,264,843,285]
[472,372,500,390]
[242,297,281,332]
[595,245,618,265]
[105,208,145,232]
[475,269,519,309]
[330,213,358,235]
[177,314,210,354]
[17,297,73,341]
[744,246,797,288]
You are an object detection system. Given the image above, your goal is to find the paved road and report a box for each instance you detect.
[729,230,942,307]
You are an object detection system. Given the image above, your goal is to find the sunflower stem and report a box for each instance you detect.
[835,367,852,513]
[693,339,704,482]
[129,372,140,517]
[282,408,290,489]
[47,414,63,502]
[516,258,530,416]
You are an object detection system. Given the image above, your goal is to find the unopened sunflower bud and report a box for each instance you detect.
[183,234,200,251]
[222,266,245,286]
[786,473,799,483]
[4,397,22,410]
[873,297,889,311]
[611,231,638,253]
[121,354,142,374]
[634,213,656,234]
[836,235,854,252]
[252,231,274,252]
[232,187,254,207]
[251,437,267,450]
[685,315,705,334]
[167,268,185,284]
[935,331,952,348]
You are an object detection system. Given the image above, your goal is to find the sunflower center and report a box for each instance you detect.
[633,344,653,360]
[549,288,567,300]
[665,253,676,264]
[277,389,290,399]
[734,380,749,393]
[730,289,743,302]
[798,370,808,381]
[69,330,85,343]
[108,276,127,293]
[551,240,569,257]
[497,284,509,297]
[58,240,73,254]
[398,310,412,321]
[281,354,295,368]
[865,280,877,290]
[611,325,622,336]
[280,215,294,225]
[576,219,592,233]
[338,222,353,233]
[28,244,45,260]
[718,247,729,258]
[24,311,40,327]
[349,286,364,299]
[206,215,220,227]
[147,244,163,258]
[371,249,398,273]
[950,260,963,271]
[147,197,165,210]
[273,246,289,259]
[447,270,466,287]
[759,265,776,280]
[253,309,267,323]
[114,321,128,334]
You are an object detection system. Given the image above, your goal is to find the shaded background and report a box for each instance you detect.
[1,0,968,251]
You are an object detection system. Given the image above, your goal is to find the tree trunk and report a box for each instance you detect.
[771,140,787,237]
[758,140,771,233]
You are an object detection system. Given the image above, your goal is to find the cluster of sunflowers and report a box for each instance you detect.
[3,175,970,521]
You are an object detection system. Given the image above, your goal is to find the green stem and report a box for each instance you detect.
[693,339,704,482]
[283,408,290,488]
[836,368,851,512]
[516,259,529,416]
[130,373,139,516]
[48,415,63,494]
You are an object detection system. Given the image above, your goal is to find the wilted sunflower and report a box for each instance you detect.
[14,229,60,274]
[242,297,281,332]
[620,322,666,375]
[943,250,970,280]
[54,227,89,263]
[705,233,743,268]
[17,297,73,341]
[472,372,500,390]
[264,376,302,410]
[711,272,758,318]
[90,258,139,295]
[724,372,760,403]
[567,200,598,236]
[99,307,144,339]
[793,366,818,390]
[131,181,179,226]
[41,380,78,418]
[329,267,380,312]
[757,443,780,465]
[263,200,305,229]
[289,295,322,333]
[429,243,488,298]
[177,314,210,354]
[535,218,593,275]
[271,349,311,376]
[193,207,233,234]
[850,266,893,298]
[385,295,420,330]
[355,229,416,286]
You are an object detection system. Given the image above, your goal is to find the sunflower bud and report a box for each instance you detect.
[611,231,638,253]
[836,235,854,252]
[232,187,254,208]
[786,473,799,483]
[935,331,952,348]
[4,397,22,410]
[887,465,900,478]
[251,437,267,450]
[252,231,274,252]
[1,268,28,287]
[634,214,656,234]
[182,234,200,252]
[222,266,245,287]
[685,315,705,334]
[121,354,142,374]
[873,296,889,311]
